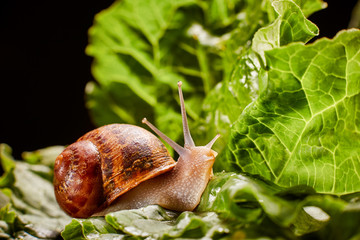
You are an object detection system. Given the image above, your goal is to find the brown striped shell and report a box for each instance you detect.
[53,124,176,218]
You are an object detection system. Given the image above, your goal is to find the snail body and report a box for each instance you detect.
[54,82,219,218]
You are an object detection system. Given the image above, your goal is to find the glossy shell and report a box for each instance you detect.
[54,140,104,218]
[54,124,176,218]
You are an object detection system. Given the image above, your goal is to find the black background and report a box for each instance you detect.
[0,0,358,158]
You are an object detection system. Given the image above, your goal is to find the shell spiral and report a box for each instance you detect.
[53,124,176,218]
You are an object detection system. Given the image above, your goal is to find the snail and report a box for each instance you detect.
[54,81,220,218]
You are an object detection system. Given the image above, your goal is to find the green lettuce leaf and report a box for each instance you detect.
[62,205,230,239]
[226,28,360,194]
[62,217,120,240]
[198,173,341,235]
[252,0,319,62]
[0,144,71,239]
[202,0,325,155]
[106,205,230,239]
[198,172,360,239]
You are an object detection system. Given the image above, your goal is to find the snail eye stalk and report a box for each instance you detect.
[142,118,186,155]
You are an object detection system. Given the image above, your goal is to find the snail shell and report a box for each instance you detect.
[53,124,176,218]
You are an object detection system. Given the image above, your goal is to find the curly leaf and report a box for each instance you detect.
[61,218,120,240]
[0,144,71,239]
[198,172,360,237]
[252,0,319,62]
[228,29,360,194]
[201,0,325,155]
[62,205,230,240]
